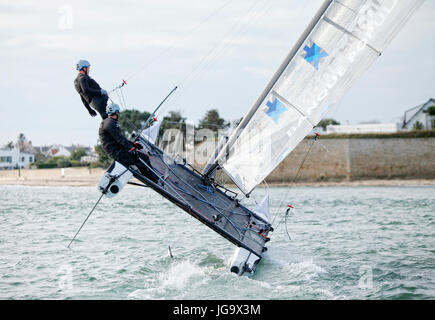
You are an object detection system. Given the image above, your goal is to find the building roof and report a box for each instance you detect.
[326,123,398,134]
[45,144,71,157]
[402,98,435,128]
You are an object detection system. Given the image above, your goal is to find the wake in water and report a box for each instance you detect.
[127,246,333,300]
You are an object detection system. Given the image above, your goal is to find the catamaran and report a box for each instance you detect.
[71,0,424,276]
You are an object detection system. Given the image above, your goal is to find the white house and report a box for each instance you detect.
[401,98,435,131]
[44,144,71,158]
[326,123,398,135]
[80,155,98,164]
[0,147,35,170]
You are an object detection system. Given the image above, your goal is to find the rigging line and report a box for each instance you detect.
[155,0,270,123]
[270,108,344,226]
[170,166,217,207]
[160,158,253,219]
[67,167,129,249]
[250,193,259,206]
[154,157,249,218]
[275,206,293,241]
[119,87,128,110]
[167,179,264,245]
[111,90,143,134]
[168,0,273,119]
[67,193,104,249]
[284,209,293,241]
[115,89,124,109]
[107,88,146,134]
[136,157,191,208]
[177,0,265,87]
[177,0,270,92]
[271,136,317,226]
[144,154,265,246]
[158,158,213,205]
[262,179,271,200]
[274,205,294,241]
[218,190,248,218]
[144,0,269,119]
[149,156,262,238]
[157,0,266,114]
[263,179,270,192]
[122,0,235,83]
[152,171,244,239]
[137,86,178,137]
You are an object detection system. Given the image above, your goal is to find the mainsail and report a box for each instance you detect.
[210,0,424,195]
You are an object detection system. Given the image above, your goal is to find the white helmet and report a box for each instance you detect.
[106,103,120,115]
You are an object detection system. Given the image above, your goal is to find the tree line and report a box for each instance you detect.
[35,148,89,169]
[95,108,233,167]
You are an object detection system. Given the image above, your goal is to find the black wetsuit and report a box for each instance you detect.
[74,73,108,119]
[99,117,159,183]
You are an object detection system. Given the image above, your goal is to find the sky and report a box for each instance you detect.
[0,0,434,147]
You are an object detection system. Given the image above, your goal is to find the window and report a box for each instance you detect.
[21,156,25,162]
[29,156,33,163]
[7,157,12,163]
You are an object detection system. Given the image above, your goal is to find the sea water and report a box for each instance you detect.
[0,185,433,300]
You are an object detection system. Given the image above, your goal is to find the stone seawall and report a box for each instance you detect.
[348,138,435,179]
[268,137,435,182]
[268,138,350,183]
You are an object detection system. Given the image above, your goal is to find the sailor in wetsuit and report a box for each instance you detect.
[74,59,109,119]
[99,103,160,183]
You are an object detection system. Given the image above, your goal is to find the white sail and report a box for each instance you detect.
[253,195,271,224]
[141,120,161,144]
[216,0,424,195]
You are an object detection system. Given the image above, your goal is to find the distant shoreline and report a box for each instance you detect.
[0,167,434,188]
[263,179,435,187]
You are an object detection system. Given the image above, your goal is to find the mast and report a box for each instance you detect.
[203,0,333,177]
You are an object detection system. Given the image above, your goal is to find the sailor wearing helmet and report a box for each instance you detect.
[74,59,109,119]
[98,103,160,184]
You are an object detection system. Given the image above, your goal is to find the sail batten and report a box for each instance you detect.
[271,90,316,127]
[213,0,424,195]
[322,16,381,56]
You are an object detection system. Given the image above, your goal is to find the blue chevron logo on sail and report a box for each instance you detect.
[303,42,328,70]
[265,98,288,124]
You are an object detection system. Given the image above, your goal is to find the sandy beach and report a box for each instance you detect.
[0,167,106,187]
[0,167,433,187]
